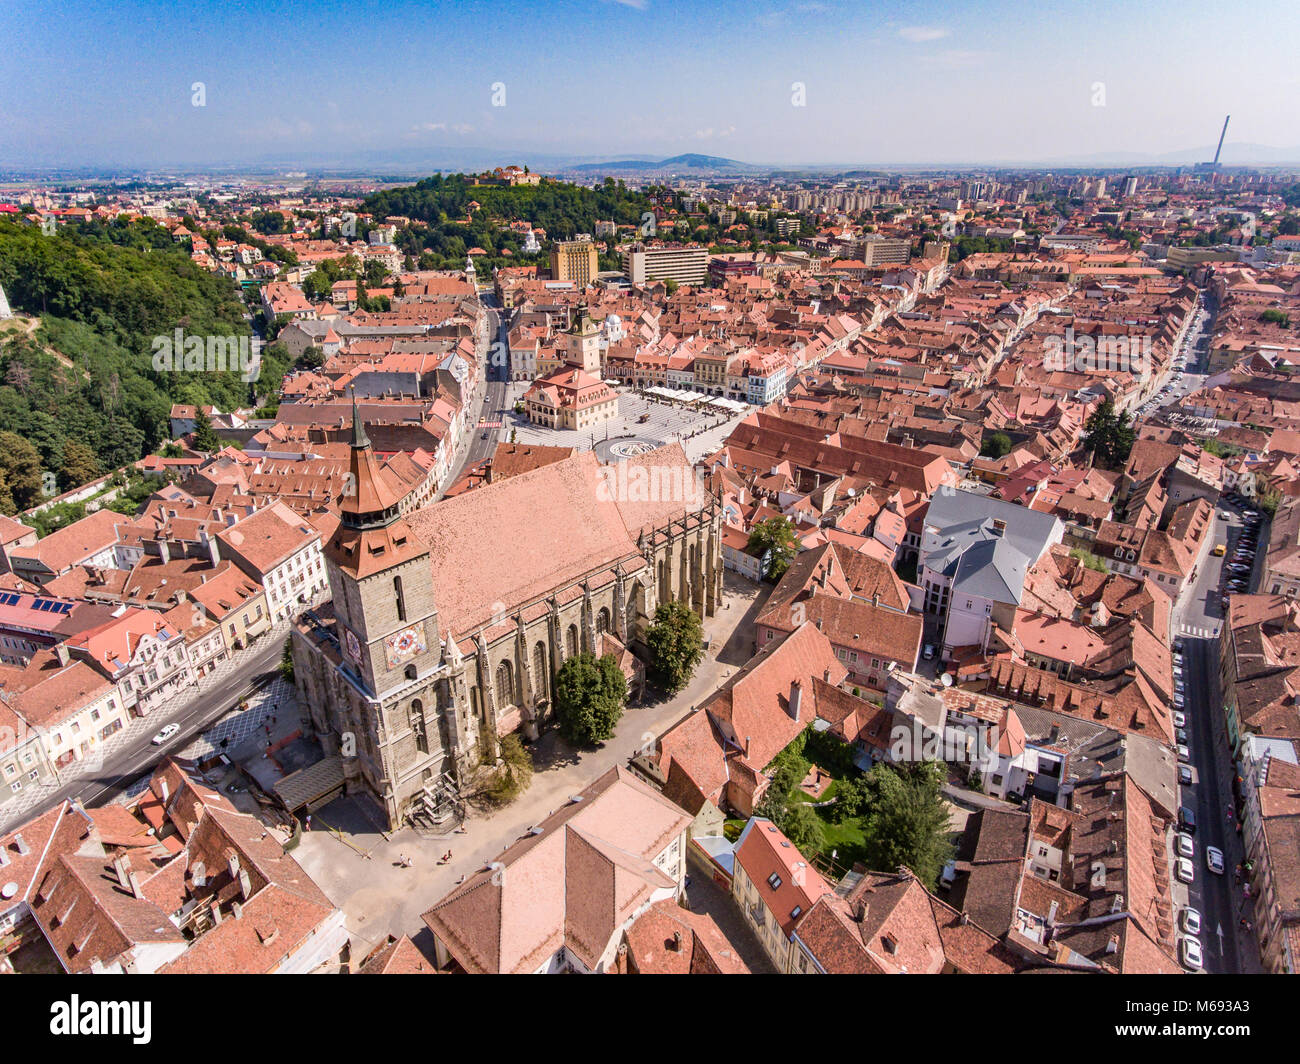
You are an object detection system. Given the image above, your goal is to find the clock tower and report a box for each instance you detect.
[324,396,441,698]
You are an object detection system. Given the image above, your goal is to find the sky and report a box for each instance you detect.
[3,0,1300,171]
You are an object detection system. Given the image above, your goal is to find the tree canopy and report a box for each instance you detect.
[748,515,798,581]
[645,600,704,694]
[1082,399,1136,469]
[552,651,627,745]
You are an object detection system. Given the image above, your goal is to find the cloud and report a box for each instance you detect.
[693,125,735,140]
[602,0,647,8]
[898,26,949,42]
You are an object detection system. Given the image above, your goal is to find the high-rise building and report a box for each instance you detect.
[549,238,599,285]
[621,243,709,287]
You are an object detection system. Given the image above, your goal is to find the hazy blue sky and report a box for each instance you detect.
[4,0,1299,169]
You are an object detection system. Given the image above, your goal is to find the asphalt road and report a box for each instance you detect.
[1172,500,1261,973]
[449,300,509,482]
[34,634,286,817]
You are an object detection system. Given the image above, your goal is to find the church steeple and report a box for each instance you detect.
[339,390,404,531]
[350,390,371,449]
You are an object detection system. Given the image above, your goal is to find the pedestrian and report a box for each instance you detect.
[304,814,311,831]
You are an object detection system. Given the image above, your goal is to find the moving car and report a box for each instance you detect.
[1181,936,1204,972]
[1176,856,1195,884]
[151,722,180,745]
[1206,846,1225,875]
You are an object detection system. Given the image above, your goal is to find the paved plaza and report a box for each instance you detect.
[501,382,750,463]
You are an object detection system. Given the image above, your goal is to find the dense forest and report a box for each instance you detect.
[360,174,663,272]
[360,174,809,272]
[0,218,293,515]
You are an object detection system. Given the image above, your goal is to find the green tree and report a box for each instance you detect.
[860,762,955,889]
[782,802,827,854]
[59,439,100,490]
[295,345,326,370]
[980,431,1012,459]
[279,636,295,683]
[1082,399,1136,470]
[191,412,222,453]
[488,733,534,803]
[0,431,44,514]
[646,600,704,694]
[833,772,872,823]
[748,516,798,581]
[553,651,627,745]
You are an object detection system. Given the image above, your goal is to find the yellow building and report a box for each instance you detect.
[550,239,599,286]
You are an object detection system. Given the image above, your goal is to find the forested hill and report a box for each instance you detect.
[0,218,289,514]
[361,174,661,270]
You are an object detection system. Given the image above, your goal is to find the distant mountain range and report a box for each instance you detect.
[568,153,763,174]
[6,141,1300,182]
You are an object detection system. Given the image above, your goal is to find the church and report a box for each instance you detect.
[290,402,722,830]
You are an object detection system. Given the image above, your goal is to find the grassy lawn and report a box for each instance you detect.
[788,776,869,871]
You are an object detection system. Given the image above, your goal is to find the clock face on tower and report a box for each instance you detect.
[344,627,361,664]
[384,624,427,668]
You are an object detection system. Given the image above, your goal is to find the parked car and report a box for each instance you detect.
[922,643,936,660]
[1206,846,1225,875]
[1172,710,1186,728]
[1181,936,1204,972]
[1176,856,1195,883]
[1183,907,1202,936]
[1179,765,1194,786]
[151,723,180,746]
[1176,727,1189,744]
[1177,744,1191,762]
[1179,804,1197,834]
[1176,832,1195,859]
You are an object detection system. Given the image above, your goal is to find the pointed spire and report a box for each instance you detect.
[350,388,370,450]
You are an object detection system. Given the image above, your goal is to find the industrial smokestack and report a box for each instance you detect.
[1213,115,1230,166]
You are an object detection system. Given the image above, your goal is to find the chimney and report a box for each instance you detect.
[670,930,683,952]
[232,900,243,920]
[788,680,802,721]
[211,902,223,925]
[1049,724,1060,743]
[160,779,170,803]
[744,735,751,759]
[112,853,131,888]
[238,868,252,900]
[127,870,145,901]
[55,643,70,667]
[14,834,30,857]
[191,860,206,888]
